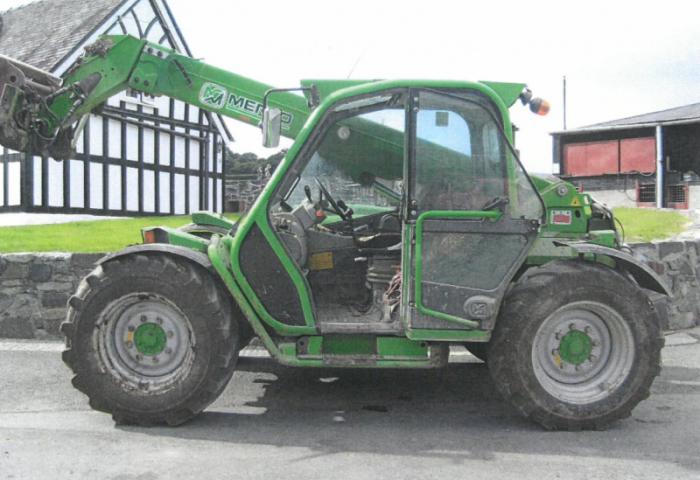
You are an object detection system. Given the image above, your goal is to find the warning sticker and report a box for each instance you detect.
[551,209,573,225]
[309,252,334,270]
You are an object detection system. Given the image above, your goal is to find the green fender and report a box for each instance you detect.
[557,241,672,296]
[97,244,214,273]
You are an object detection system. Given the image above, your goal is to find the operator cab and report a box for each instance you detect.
[265,86,543,333]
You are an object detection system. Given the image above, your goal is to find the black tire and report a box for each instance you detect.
[61,253,240,426]
[464,342,489,362]
[488,260,663,431]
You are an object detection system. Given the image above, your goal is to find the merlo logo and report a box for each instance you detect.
[199,83,227,109]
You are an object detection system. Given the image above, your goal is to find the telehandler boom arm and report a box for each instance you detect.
[0,35,312,159]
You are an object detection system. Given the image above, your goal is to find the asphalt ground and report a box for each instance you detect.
[1,329,699,480]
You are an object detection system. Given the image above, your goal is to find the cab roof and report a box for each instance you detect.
[300,79,526,109]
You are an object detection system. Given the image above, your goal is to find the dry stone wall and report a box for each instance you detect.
[0,253,102,339]
[629,240,700,330]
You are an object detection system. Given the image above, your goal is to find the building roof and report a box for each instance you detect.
[553,101,700,135]
[0,0,126,71]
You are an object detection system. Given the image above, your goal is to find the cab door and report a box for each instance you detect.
[407,89,544,331]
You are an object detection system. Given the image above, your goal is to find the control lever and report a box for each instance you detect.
[336,200,354,219]
[304,185,313,203]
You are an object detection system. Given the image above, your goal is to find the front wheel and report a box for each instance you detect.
[61,253,240,426]
[488,260,663,430]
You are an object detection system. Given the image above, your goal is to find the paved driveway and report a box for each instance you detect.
[1,330,699,479]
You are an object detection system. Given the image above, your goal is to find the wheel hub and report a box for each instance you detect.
[133,323,167,356]
[558,329,592,365]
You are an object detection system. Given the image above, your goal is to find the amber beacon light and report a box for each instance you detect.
[519,88,550,116]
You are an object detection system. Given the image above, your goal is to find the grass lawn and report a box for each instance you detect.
[613,207,689,243]
[0,215,238,253]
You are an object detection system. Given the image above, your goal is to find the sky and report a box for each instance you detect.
[1,0,700,173]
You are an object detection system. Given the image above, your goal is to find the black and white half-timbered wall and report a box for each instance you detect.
[0,0,231,216]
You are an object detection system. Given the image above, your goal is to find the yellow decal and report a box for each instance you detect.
[127,331,134,342]
[571,197,581,207]
[309,252,334,271]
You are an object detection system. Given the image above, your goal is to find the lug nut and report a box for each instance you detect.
[127,325,135,332]
[588,355,596,362]
[156,317,163,325]
[554,331,562,340]
[551,348,559,356]
[135,354,143,362]
[126,341,133,348]
[167,331,174,338]
[165,348,172,354]
[584,326,592,334]
[140,315,147,323]
[152,357,159,364]
[568,323,576,330]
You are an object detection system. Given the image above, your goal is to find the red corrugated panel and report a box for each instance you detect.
[620,137,655,173]
[564,141,618,176]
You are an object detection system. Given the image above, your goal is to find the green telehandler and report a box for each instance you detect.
[0,35,670,430]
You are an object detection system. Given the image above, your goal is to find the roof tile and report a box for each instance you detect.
[0,0,125,71]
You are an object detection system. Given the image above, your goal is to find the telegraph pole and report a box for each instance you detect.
[562,75,567,130]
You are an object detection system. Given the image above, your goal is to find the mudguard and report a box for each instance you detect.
[558,241,672,296]
[97,244,214,272]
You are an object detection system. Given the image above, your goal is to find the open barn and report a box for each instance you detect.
[552,102,700,210]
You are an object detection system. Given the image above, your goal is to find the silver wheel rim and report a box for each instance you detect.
[531,301,635,405]
[96,293,195,392]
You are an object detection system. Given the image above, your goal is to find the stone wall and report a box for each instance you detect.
[0,253,103,339]
[585,188,638,209]
[0,241,698,339]
[629,240,700,330]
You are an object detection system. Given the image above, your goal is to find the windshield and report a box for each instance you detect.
[278,89,542,220]
[283,93,406,209]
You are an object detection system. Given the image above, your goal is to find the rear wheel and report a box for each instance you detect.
[61,253,240,426]
[488,260,663,430]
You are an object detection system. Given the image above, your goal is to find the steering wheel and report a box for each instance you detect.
[314,177,351,221]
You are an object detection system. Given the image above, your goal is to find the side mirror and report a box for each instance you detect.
[262,107,282,148]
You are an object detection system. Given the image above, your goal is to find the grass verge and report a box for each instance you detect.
[613,207,689,243]
[0,215,238,253]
